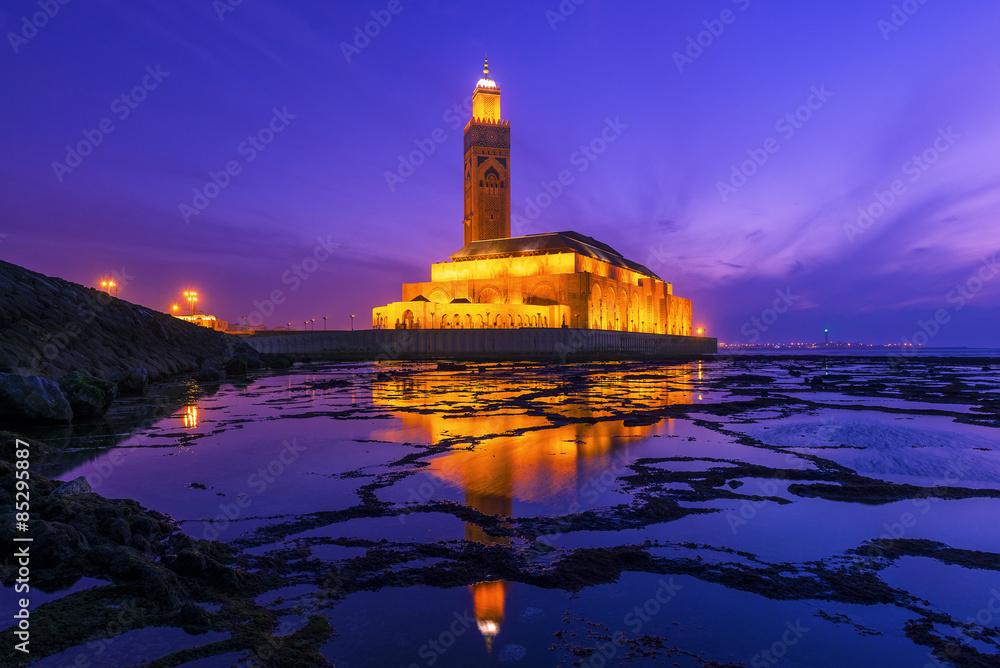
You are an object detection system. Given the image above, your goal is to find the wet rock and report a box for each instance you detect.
[111,367,149,396]
[179,601,212,631]
[0,371,73,423]
[140,564,182,608]
[51,476,92,497]
[167,547,208,576]
[103,517,132,545]
[196,363,223,382]
[266,354,293,369]
[224,357,250,376]
[58,371,118,420]
[131,516,160,537]
[32,520,89,564]
[130,534,152,553]
[109,549,144,578]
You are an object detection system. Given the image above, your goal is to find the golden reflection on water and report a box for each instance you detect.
[182,405,199,429]
[371,365,695,646]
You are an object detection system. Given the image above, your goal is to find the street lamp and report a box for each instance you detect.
[183,290,198,316]
[100,280,118,297]
[310,318,316,331]
[323,316,327,331]
[171,304,179,314]
[350,314,355,331]
[696,327,705,336]
[303,320,307,331]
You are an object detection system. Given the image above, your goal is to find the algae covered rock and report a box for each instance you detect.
[58,370,118,420]
[0,371,73,423]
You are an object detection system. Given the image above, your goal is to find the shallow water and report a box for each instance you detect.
[10,358,1000,667]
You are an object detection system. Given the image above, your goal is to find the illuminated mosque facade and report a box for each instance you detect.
[373,61,694,336]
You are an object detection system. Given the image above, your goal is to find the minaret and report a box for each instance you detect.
[462,58,511,245]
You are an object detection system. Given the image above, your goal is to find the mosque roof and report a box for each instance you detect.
[449,231,661,280]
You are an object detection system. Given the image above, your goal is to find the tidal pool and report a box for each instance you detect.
[7,357,1000,667]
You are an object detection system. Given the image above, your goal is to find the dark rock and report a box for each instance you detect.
[224,357,250,376]
[103,517,132,545]
[141,565,181,608]
[58,371,118,421]
[111,367,149,396]
[195,365,223,382]
[129,534,152,552]
[0,371,73,423]
[167,548,207,576]
[267,354,293,369]
[51,476,92,497]
[32,520,89,565]
[179,601,212,630]
[131,516,160,537]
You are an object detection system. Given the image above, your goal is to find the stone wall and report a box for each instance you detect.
[245,329,717,362]
[0,261,255,381]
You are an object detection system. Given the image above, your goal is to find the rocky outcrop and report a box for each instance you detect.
[0,372,73,423]
[111,367,149,396]
[0,260,256,381]
[58,371,118,420]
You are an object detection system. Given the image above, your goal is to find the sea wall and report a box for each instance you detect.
[244,329,717,361]
[0,261,255,381]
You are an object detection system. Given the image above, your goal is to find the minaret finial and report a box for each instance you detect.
[484,55,489,77]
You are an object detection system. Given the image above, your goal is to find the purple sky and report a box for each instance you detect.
[3,0,999,345]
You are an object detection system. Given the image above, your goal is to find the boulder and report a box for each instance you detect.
[111,367,149,396]
[58,371,118,421]
[51,476,92,497]
[0,371,73,423]
[196,361,223,382]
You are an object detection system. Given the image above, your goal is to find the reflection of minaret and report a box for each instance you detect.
[368,368,696,648]
[465,448,512,650]
[463,57,511,245]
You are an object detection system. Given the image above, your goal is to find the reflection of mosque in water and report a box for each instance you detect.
[370,366,694,648]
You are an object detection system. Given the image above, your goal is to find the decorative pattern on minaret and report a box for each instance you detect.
[464,59,511,245]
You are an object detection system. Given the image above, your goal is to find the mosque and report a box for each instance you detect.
[372,61,694,336]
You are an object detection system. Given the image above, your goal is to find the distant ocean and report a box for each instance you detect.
[724,348,1000,358]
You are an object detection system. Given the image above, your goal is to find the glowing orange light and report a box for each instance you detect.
[182,405,198,428]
